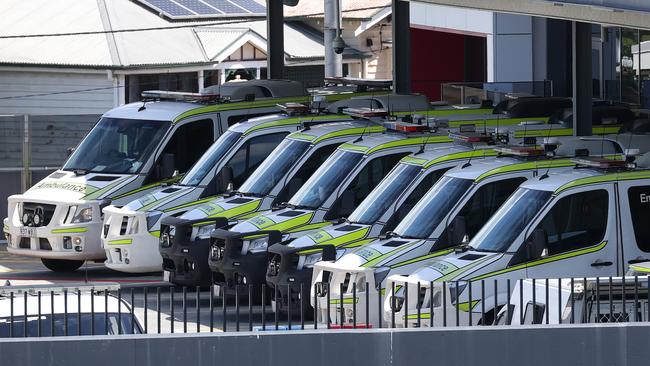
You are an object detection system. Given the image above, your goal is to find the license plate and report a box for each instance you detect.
[19,227,36,238]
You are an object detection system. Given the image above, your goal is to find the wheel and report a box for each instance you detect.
[41,259,84,272]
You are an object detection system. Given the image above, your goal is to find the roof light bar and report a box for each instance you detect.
[278,102,309,115]
[449,131,493,143]
[141,90,221,103]
[571,157,628,169]
[495,145,546,157]
[383,121,430,133]
[343,107,389,118]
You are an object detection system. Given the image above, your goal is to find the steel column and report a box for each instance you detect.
[266,0,284,79]
[392,0,411,94]
[572,21,593,136]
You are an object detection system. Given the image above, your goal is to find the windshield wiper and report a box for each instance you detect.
[286,203,315,210]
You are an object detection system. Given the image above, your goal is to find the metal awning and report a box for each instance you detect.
[411,0,650,29]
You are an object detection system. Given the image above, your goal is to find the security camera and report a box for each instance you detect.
[333,36,346,54]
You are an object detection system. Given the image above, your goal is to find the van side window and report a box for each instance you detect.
[382,169,448,233]
[325,153,408,220]
[627,186,650,252]
[273,144,339,206]
[531,189,608,257]
[227,132,288,187]
[144,119,214,184]
[227,113,274,126]
[438,177,526,246]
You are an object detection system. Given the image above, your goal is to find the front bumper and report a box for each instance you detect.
[159,216,229,286]
[102,207,160,273]
[311,262,380,326]
[4,197,104,260]
[266,243,336,313]
[208,228,283,289]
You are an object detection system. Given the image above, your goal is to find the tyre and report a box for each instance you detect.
[41,258,84,272]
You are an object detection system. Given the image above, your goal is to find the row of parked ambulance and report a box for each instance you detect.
[6,78,650,327]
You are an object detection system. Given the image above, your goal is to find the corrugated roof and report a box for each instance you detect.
[284,0,390,20]
[0,0,340,69]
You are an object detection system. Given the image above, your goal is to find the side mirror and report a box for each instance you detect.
[337,189,355,217]
[215,165,234,193]
[160,153,175,178]
[526,228,547,260]
[66,147,76,158]
[447,216,467,245]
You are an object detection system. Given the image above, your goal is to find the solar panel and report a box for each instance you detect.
[136,0,267,19]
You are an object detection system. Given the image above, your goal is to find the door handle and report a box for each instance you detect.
[591,260,613,267]
[628,259,650,265]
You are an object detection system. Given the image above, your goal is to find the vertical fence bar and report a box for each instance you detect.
[314,284,318,330]
[404,282,409,329]
[519,279,523,324]
[442,281,447,327]
[235,285,240,332]
[493,280,497,326]
[210,285,214,332]
[647,276,649,321]
[182,286,187,334]
[300,283,305,330]
[9,292,13,337]
[481,280,485,326]
[130,289,135,334]
[77,289,81,336]
[143,287,148,334]
[378,285,383,329]
[582,278,587,323]
[38,291,42,337]
[596,277,600,323]
[455,281,460,327]
[429,282,434,328]
[222,287,227,332]
[170,286,175,334]
[197,286,201,333]
[157,287,161,334]
[557,278,562,324]
[506,280,511,325]
[468,281,473,326]
[116,289,121,335]
[391,282,395,328]
[416,282,421,328]
[104,290,108,335]
[339,283,344,326]
[634,276,639,322]
[24,292,28,337]
[287,284,292,330]
[570,278,575,324]
[274,285,279,330]
[262,285,267,331]
[52,291,56,336]
[352,282,357,329]
[326,282,331,329]
[65,289,69,336]
[248,285,253,332]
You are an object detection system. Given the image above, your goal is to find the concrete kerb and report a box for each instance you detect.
[2,323,650,366]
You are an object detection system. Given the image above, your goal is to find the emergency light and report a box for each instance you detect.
[141,90,221,103]
[343,107,389,118]
[278,102,309,115]
[495,145,546,157]
[571,156,628,169]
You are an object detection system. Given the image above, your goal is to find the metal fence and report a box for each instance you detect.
[1,275,648,338]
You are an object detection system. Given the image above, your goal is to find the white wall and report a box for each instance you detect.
[0,69,115,115]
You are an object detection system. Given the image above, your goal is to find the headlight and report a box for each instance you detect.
[146,211,162,231]
[71,206,93,223]
[302,253,322,268]
[246,237,268,253]
[195,224,215,240]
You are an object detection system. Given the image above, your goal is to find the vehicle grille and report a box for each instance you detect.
[21,202,56,227]
[19,237,30,248]
[119,216,129,235]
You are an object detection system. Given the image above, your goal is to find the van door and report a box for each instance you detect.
[522,184,617,279]
[616,180,650,269]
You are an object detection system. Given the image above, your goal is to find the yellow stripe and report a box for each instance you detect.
[108,239,133,245]
[51,227,87,234]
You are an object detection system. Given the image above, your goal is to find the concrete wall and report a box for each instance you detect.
[2,323,650,366]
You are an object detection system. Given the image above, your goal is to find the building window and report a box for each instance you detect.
[125,72,199,103]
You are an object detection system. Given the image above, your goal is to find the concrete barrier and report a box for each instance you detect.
[2,323,650,366]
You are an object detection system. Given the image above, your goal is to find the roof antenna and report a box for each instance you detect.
[461,141,476,168]
[354,90,376,143]
[138,100,146,112]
